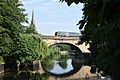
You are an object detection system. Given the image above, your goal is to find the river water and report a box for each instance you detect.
[0,54,90,80]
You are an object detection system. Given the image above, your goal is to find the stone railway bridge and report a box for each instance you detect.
[41,35,90,53]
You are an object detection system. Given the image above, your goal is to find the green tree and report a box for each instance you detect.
[26,26,37,34]
[48,47,61,60]
[42,59,54,71]
[0,0,27,62]
[0,0,27,34]
[15,33,49,62]
[61,0,120,79]
[0,27,12,59]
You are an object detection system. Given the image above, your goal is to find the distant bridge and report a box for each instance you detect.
[41,35,90,53]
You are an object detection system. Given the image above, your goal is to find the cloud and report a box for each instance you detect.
[20,0,60,4]
[50,0,60,2]
[20,0,44,4]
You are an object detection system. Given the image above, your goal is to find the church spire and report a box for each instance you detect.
[26,10,37,34]
[30,10,35,28]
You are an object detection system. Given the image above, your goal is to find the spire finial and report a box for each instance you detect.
[30,9,35,27]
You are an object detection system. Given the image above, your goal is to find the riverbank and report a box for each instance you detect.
[0,62,112,80]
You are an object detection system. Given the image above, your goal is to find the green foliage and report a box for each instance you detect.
[32,73,49,80]
[0,0,27,62]
[43,47,68,70]
[0,56,4,64]
[14,33,48,62]
[0,26,13,57]
[60,0,83,6]
[61,0,120,78]
[26,25,38,34]
[0,0,49,63]
[42,59,54,71]
[46,47,60,61]
[17,72,49,80]
[49,47,60,55]
[59,57,68,69]
[56,44,70,51]
[0,0,27,34]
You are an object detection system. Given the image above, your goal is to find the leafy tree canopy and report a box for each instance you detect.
[61,0,120,79]
[0,0,27,34]
[0,26,12,58]
[14,33,49,62]
[0,0,27,62]
[26,25,38,34]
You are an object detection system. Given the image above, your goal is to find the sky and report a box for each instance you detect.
[20,0,83,35]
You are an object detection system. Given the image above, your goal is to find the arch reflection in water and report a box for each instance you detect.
[50,59,73,74]
[42,43,84,77]
[42,56,83,77]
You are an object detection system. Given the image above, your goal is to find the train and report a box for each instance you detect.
[55,31,80,37]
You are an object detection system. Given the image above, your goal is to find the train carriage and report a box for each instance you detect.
[55,31,80,37]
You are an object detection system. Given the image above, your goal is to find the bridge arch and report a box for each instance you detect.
[42,35,90,53]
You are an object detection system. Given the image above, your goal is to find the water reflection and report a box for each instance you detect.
[42,55,83,77]
[42,43,84,77]
[1,71,49,80]
[50,59,73,74]
[0,43,86,79]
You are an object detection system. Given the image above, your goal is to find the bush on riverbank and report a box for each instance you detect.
[14,33,49,63]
